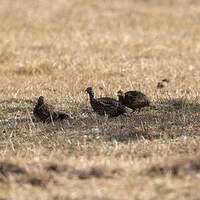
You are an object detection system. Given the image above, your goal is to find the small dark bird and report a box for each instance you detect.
[33,96,69,123]
[85,87,126,117]
[157,78,169,89]
[117,90,150,112]
[157,82,164,89]
[162,78,169,83]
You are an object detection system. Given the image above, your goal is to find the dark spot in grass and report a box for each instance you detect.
[78,167,111,180]
[157,82,164,89]
[76,170,89,179]
[144,165,178,176]
[77,167,105,179]
[0,162,26,176]
[156,98,200,112]
[45,164,111,180]
[142,156,200,177]
[27,177,43,186]
[45,164,67,173]
[45,163,111,180]
[107,130,163,143]
[89,167,104,178]
[162,78,169,82]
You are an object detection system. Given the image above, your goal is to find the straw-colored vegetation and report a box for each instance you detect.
[1,0,200,199]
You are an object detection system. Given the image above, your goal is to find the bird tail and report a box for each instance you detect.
[57,112,70,120]
[51,112,70,121]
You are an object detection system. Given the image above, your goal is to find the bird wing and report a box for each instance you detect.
[96,97,121,107]
[125,91,148,103]
[38,103,54,117]
[96,98,126,113]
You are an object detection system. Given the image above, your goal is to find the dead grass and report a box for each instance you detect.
[1,0,200,199]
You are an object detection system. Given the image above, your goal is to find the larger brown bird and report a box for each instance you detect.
[85,87,126,117]
[33,96,69,123]
[117,90,150,112]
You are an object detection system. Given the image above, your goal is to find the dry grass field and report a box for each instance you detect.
[1,0,200,199]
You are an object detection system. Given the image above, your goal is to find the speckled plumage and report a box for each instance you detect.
[33,96,69,123]
[85,87,126,117]
[117,90,150,112]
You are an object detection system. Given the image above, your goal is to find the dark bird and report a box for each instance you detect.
[117,90,150,112]
[157,78,169,89]
[157,82,164,89]
[85,87,126,117]
[33,96,69,123]
[162,78,169,83]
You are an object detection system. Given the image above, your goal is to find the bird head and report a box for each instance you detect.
[85,87,93,94]
[37,96,44,105]
[117,90,125,97]
[85,87,94,98]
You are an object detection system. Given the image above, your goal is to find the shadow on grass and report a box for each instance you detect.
[1,97,200,143]
[105,130,161,142]
[1,97,200,115]
[105,130,200,143]
[0,162,27,176]
[154,97,200,112]
[142,155,200,177]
